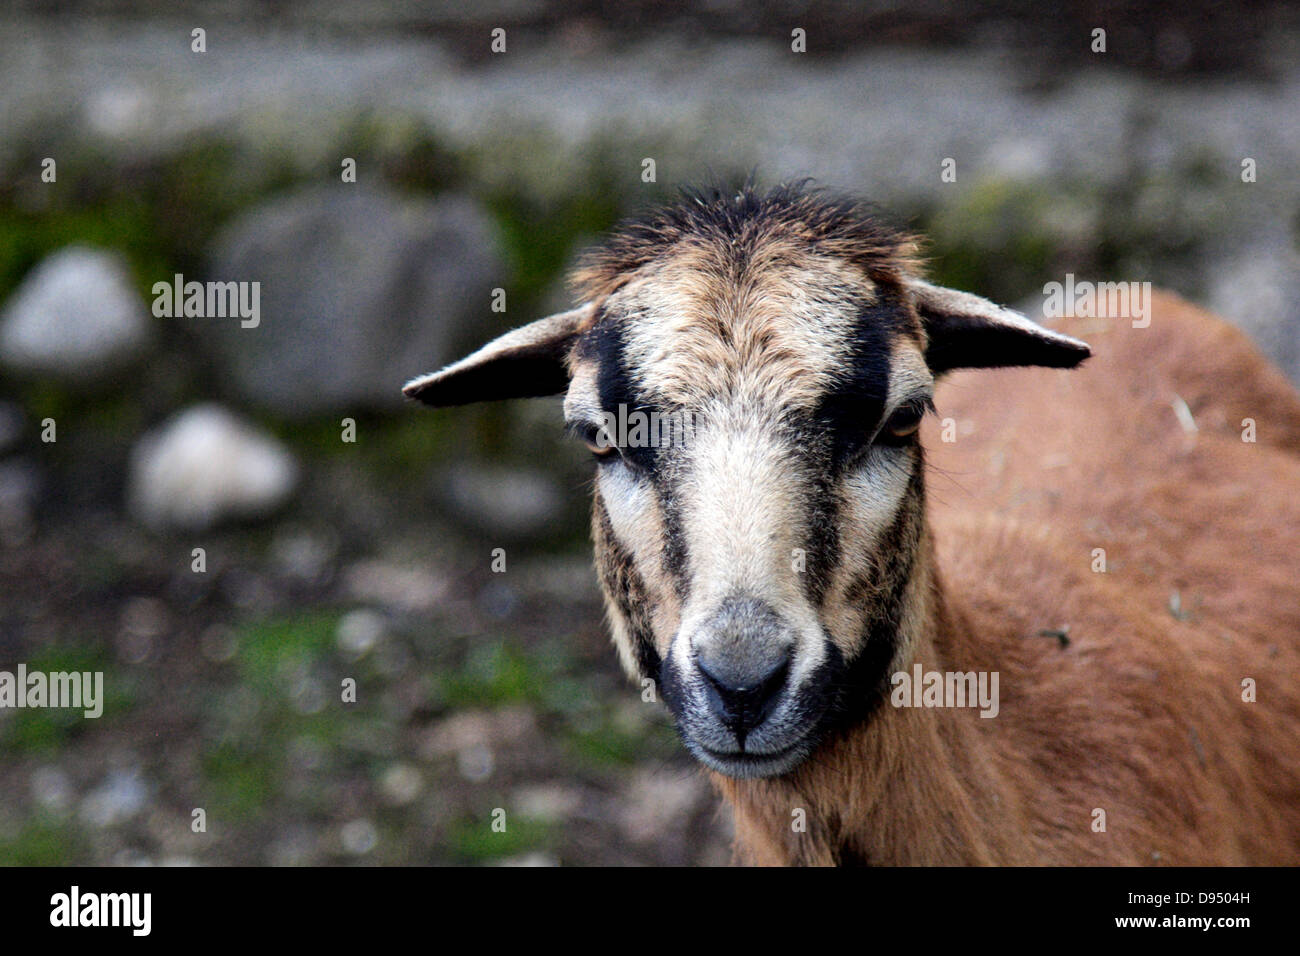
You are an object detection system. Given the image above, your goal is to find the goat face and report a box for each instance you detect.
[404,183,1089,779]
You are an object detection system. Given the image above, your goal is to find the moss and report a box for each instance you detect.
[273,411,458,482]
[0,192,173,305]
[0,815,90,866]
[915,168,1220,306]
[333,111,467,196]
[562,724,647,768]
[562,711,678,770]
[13,380,73,431]
[200,741,277,821]
[919,178,1073,301]
[6,645,134,754]
[437,641,559,709]
[444,813,553,862]
[233,610,342,692]
[0,132,308,308]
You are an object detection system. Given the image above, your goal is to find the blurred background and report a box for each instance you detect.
[1,1,1298,866]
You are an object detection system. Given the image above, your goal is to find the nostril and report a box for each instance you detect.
[698,653,791,739]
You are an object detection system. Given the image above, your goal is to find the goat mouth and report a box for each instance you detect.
[696,739,808,778]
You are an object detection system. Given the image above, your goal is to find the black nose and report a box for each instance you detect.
[697,652,790,745]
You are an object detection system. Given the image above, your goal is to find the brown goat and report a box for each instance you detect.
[404,183,1300,865]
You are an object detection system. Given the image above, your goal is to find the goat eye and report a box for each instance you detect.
[878,403,926,444]
[570,422,619,461]
[586,439,618,460]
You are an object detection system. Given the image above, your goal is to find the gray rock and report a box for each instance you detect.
[127,403,299,531]
[440,463,565,540]
[202,186,503,417]
[1207,244,1300,383]
[0,458,40,546]
[0,245,151,379]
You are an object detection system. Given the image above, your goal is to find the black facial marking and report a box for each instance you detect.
[581,317,638,412]
[659,650,686,722]
[798,462,840,606]
[577,314,664,475]
[809,461,926,738]
[791,287,920,604]
[812,289,914,471]
[653,474,691,601]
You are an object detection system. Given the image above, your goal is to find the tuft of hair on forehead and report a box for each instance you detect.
[569,180,923,302]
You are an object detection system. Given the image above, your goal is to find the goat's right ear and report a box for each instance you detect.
[403,304,594,407]
[906,278,1091,374]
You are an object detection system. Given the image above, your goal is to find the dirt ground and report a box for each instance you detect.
[0,447,734,866]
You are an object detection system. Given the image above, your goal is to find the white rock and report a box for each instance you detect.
[128,404,298,530]
[496,852,560,867]
[80,769,149,828]
[0,245,151,378]
[336,608,386,658]
[30,765,73,814]
[379,763,423,805]
[340,818,379,856]
[513,783,581,824]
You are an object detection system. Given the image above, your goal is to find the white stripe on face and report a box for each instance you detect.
[594,459,682,660]
[669,403,828,686]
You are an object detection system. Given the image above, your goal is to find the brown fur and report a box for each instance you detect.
[719,292,1300,865]
[571,182,920,304]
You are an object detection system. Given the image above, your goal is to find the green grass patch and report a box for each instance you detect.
[563,724,648,768]
[7,645,134,754]
[274,411,458,481]
[233,610,342,694]
[0,815,90,866]
[562,713,679,770]
[918,178,1064,302]
[444,814,553,863]
[200,740,277,822]
[0,193,175,305]
[436,641,562,709]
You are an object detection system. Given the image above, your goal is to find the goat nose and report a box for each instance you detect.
[697,652,791,743]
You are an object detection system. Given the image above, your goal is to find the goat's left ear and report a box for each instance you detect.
[403,304,594,407]
[906,278,1091,374]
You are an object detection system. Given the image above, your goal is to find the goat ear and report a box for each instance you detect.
[906,278,1091,374]
[403,304,594,407]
